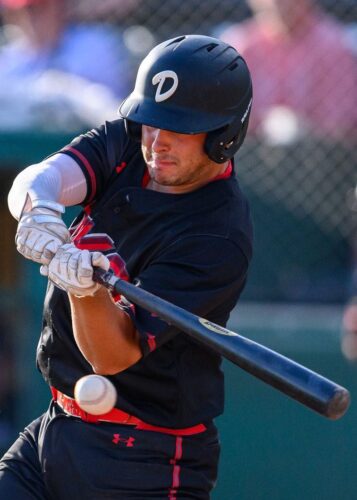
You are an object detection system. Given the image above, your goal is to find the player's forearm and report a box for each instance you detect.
[68,288,142,374]
[8,153,86,220]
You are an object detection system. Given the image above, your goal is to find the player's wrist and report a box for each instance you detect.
[31,199,65,214]
[29,207,63,218]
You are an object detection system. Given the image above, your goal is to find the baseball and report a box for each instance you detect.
[74,375,117,415]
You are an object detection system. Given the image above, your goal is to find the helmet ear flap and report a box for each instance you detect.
[205,110,251,164]
[124,119,142,142]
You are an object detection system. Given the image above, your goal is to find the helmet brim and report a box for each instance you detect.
[118,93,232,135]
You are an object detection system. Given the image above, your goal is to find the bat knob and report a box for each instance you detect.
[326,387,351,420]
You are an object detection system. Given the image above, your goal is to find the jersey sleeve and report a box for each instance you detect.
[58,119,130,205]
[123,235,250,357]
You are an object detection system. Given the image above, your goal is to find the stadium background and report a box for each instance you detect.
[0,0,356,498]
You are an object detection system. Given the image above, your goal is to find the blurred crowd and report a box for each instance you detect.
[0,0,355,136]
[220,0,356,143]
[0,0,154,131]
[0,0,356,444]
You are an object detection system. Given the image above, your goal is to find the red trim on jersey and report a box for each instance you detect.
[69,214,95,241]
[107,253,130,303]
[211,160,232,182]
[107,253,128,279]
[146,333,157,352]
[65,146,97,203]
[168,437,183,499]
[116,161,127,174]
[74,233,115,251]
[142,168,150,187]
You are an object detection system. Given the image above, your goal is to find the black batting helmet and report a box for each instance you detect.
[119,34,252,163]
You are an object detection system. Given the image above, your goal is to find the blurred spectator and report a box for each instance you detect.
[341,298,357,361]
[341,186,357,361]
[67,0,154,65]
[71,0,141,23]
[220,0,357,143]
[0,0,135,131]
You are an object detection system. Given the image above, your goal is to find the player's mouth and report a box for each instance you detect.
[150,156,177,169]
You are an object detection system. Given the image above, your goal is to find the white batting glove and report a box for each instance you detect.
[16,207,70,265]
[47,243,110,297]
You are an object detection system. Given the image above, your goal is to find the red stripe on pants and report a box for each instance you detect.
[168,436,183,499]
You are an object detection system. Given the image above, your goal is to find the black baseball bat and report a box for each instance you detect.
[93,268,350,420]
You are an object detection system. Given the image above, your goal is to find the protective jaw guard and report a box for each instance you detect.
[119,34,253,164]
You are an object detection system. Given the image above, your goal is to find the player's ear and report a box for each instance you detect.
[124,119,142,142]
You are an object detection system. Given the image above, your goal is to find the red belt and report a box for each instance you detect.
[51,387,207,436]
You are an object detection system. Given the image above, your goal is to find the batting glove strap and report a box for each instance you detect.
[16,207,70,265]
[47,243,110,297]
[31,199,65,214]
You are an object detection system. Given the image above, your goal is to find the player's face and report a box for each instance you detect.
[141,126,227,194]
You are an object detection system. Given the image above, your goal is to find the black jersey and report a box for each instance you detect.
[37,119,253,428]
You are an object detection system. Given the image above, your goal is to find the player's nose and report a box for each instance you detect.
[151,128,172,153]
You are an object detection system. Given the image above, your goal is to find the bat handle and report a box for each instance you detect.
[93,267,117,289]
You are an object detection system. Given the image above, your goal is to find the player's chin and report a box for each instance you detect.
[148,166,179,184]
[152,173,178,186]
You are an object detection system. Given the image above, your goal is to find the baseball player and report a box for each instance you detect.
[0,35,253,499]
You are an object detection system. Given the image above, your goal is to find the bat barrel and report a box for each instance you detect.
[188,317,351,420]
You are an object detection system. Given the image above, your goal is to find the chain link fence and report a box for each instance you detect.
[0,0,356,302]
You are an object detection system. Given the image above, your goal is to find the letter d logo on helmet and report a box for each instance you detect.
[119,34,253,163]
[152,70,179,102]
